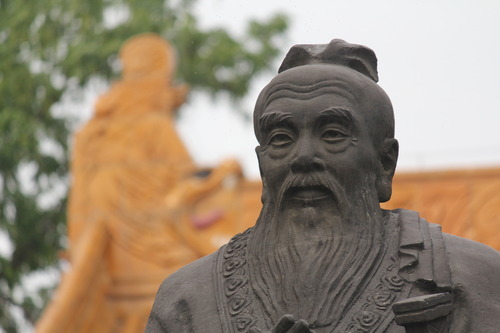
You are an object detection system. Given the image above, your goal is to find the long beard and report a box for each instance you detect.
[248,173,386,330]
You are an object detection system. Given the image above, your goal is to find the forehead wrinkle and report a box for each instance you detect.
[262,80,358,111]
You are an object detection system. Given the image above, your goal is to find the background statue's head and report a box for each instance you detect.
[253,39,399,214]
[120,33,175,80]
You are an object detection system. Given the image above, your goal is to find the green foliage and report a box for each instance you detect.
[0,0,288,330]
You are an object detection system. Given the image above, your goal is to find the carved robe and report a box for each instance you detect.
[146,209,500,332]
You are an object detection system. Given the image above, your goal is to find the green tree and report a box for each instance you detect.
[0,0,288,331]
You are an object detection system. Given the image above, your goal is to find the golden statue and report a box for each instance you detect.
[36,33,261,333]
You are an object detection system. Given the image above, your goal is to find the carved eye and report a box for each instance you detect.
[269,132,293,147]
[321,129,347,143]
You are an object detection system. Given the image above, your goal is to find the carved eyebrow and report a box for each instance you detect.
[258,111,294,134]
[317,107,354,129]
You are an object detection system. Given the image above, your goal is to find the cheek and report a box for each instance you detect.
[259,152,289,182]
[264,146,293,161]
[322,138,354,154]
[324,145,378,179]
[357,144,379,169]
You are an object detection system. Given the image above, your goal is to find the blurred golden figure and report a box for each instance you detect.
[37,34,261,333]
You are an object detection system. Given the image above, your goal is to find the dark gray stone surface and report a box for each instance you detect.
[146,39,500,333]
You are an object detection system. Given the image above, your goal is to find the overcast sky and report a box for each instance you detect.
[71,1,500,179]
[169,0,500,178]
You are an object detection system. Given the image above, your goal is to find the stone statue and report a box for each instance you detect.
[146,40,500,332]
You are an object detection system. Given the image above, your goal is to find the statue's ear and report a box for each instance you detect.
[376,138,399,202]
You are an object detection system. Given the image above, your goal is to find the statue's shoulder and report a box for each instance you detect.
[394,209,500,331]
[159,251,217,295]
[394,208,500,273]
[443,233,500,332]
[442,232,500,285]
[146,251,221,332]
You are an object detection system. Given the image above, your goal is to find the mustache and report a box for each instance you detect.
[276,172,347,210]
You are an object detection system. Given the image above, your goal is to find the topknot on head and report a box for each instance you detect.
[278,39,379,82]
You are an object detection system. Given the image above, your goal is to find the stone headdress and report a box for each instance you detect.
[278,38,379,82]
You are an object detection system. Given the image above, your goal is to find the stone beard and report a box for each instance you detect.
[248,79,385,328]
[244,70,397,330]
[248,156,389,329]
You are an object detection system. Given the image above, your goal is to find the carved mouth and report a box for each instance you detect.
[288,185,332,201]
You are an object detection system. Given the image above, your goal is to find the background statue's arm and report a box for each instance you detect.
[164,159,243,209]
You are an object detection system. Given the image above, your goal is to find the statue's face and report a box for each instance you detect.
[255,66,390,213]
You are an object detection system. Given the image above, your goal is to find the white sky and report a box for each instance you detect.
[72,0,500,180]
[173,0,500,179]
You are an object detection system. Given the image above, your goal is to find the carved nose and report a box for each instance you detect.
[290,154,325,173]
